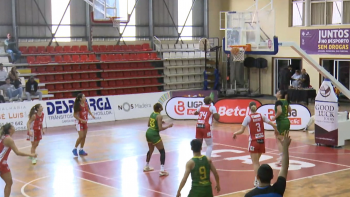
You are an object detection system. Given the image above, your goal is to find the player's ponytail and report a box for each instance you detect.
[74,93,83,113]
[29,104,41,118]
[249,101,257,113]
[0,123,12,137]
[153,103,163,112]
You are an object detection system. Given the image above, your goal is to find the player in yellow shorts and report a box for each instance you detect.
[176,139,220,197]
[144,103,173,176]
[271,90,291,166]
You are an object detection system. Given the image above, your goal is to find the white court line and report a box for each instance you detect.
[20,176,49,197]
[77,169,172,197]
[215,167,350,197]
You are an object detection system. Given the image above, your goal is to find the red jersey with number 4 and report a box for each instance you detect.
[196,105,214,131]
[79,102,89,124]
[248,113,265,141]
[0,135,11,164]
[31,113,44,131]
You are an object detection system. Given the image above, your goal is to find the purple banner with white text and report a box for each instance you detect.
[300,29,350,55]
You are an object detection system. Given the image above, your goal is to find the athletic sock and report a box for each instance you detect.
[146,162,149,167]
[161,165,164,171]
[74,147,77,150]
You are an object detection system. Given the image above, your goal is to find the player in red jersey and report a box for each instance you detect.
[26,104,44,165]
[72,93,95,156]
[0,123,36,197]
[233,102,277,187]
[194,96,220,158]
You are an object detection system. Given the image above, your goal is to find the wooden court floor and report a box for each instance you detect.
[4,98,350,197]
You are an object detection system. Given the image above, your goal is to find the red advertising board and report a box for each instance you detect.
[214,99,262,123]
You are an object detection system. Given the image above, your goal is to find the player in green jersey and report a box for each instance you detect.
[176,139,220,197]
[271,90,291,165]
[143,103,173,176]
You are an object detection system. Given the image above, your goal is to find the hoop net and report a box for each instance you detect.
[109,17,121,27]
[229,44,251,62]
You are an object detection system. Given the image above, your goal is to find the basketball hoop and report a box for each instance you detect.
[108,17,122,27]
[229,44,251,62]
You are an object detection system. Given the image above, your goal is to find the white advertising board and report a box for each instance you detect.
[165,97,205,120]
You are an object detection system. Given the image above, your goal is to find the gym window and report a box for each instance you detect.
[291,0,305,26]
[51,0,71,42]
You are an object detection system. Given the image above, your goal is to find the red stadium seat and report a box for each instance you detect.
[134,45,142,51]
[108,89,116,95]
[64,83,73,90]
[80,64,89,71]
[128,45,135,51]
[137,71,144,76]
[19,46,28,54]
[144,71,152,76]
[72,64,80,71]
[71,45,80,53]
[101,81,108,87]
[46,66,55,73]
[108,72,116,78]
[129,63,137,69]
[63,65,72,72]
[108,81,116,87]
[130,88,138,94]
[90,91,98,96]
[101,72,108,78]
[54,75,64,81]
[81,73,89,79]
[115,72,123,78]
[145,87,152,92]
[63,55,74,63]
[63,46,72,53]
[89,54,99,62]
[137,63,145,68]
[123,88,131,94]
[121,45,128,51]
[101,90,109,95]
[54,55,64,63]
[115,63,124,69]
[108,64,116,70]
[144,62,152,68]
[64,92,72,98]
[26,56,35,64]
[151,87,159,92]
[64,74,72,81]
[81,82,89,88]
[114,45,121,51]
[115,54,122,61]
[137,88,145,93]
[101,64,108,70]
[72,55,80,62]
[82,91,90,96]
[72,83,81,89]
[129,54,137,61]
[45,75,55,82]
[151,78,159,84]
[89,82,97,87]
[37,46,47,54]
[30,67,37,73]
[92,45,99,52]
[80,45,88,52]
[72,73,81,80]
[80,54,88,62]
[37,75,46,82]
[55,65,63,72]
[123,80,131,86]
[137,79,144,84]
[28,46,37,54]
[142,43,152,51]
[46,84,54,90]
[55,84,64,90]
[90,64,98,70]
[55,93,64,99]
[89,73,97,79]
[116,81,124,87]
[150,53,161,60]
[142,53,150,60]
[55,46,63,53]
[144,79,151,84]
[122,54,130,61]
[130,79,137,85]
[151,70,158,76]
[130,71,137,77]
[107,45,114,52]
[116,89,124,95]
[99,45,107,52]
[107,54,116,62]
[123,71,131,77]
[46,46,55,53]
[101,54,108,62]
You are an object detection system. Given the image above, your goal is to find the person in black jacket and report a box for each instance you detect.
[25,76,42,101]
[279,66,292,91]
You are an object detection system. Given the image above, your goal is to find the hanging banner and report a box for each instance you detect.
[256,104,311,130]
[315,79,339,146]
[300,29,350,55]
[0,101,47,131]
[45,96,115,127]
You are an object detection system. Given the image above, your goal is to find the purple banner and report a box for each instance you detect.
[300,29,350,55]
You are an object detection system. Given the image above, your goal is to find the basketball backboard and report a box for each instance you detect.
[92,0,130,22]
[221,9,275,53]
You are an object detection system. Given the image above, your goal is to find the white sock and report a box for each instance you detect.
[161,165,164,171]
[146,162,149,167]
[80,148,83,151]
[74,147,77,150]
[204,138,213,158]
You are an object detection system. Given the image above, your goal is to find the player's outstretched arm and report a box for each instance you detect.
[176,160,193,197]
[233,125,246,139]
[157,115,173,131]
[5,138,36,157]
[209,158,220,193]
[278,131,291,179]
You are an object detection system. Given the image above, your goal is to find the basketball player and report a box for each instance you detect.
[26,104,44,165]
[233,102,278,187]
[143,103,173,176]
[271,90,291,165]
[176,139,220,197]
[0,123,37,197]
[194,96,220,158]
[72,93,95,156]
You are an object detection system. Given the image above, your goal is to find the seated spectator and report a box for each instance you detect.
[0,63,7,86]
[25,76,42,101]
[300,69,310,88]
[8,66,20,83]
[245,131,291,197]
[0,78,23,102]
[4,33,21,64]
[291,70,301,88]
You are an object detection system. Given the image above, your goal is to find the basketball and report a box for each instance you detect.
[231,47,240,55]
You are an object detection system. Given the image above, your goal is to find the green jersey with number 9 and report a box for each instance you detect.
[149,112,159,131]
[191,155,211,187]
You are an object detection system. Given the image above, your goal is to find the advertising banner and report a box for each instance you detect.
[300,29,350,55]
[315,79,338,146]
[214,99,262,124]
[0,101,47,131]
[256,104,311,130]
[113,92,167,120]
[46,96,115,127]
[165,97,205,120]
